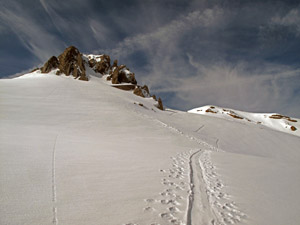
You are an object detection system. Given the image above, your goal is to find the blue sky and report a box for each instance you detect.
[1,0,300,117]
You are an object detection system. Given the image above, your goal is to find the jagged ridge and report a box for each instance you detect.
[40,46,164,110]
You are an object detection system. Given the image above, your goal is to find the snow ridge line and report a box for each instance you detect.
[52,135,58,225]
[132,108,220,152]
[152,118,222,153]
[186,150,201,225]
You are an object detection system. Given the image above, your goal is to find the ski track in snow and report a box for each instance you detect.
[186,150,201,225]
[132,109,246,225]
[215,139,219,149]
[194,125,205,133]
[52,135,58,225]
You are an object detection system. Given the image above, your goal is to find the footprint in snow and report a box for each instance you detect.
[145,198,155,203]
[144,206,154,212]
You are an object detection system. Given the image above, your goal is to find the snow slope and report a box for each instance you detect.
[1,71,300,225]
[188,105,300,137]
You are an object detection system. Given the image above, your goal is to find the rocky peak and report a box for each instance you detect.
[57,46,87,81]
[39,46,164,110]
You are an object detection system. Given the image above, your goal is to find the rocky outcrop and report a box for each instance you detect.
[39,46,164,110]
[133,85,150,98]
[109,64,137,85]
[57,46,88,81]
[41,56,59,73]
[88,54,111,74]
[156,97,164,110]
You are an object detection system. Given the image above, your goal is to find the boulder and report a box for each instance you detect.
[156,97,164,110]
[133,85,150,98]
[41,56,59,73]
[93,54,111,74]
[110,65,137,84]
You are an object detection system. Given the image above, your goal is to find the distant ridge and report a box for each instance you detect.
[189,105,299,137]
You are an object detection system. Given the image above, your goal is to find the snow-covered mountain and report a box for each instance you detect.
[189,105,299,137]
[1,47,300,225]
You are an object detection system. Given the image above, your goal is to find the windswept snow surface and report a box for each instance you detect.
[1,71,300,225]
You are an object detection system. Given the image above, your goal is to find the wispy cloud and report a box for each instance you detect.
[99,4,300,117]
[101,7,225,59]
[271,8,300,35]
[155,58,300,115]
[0,2,64,62]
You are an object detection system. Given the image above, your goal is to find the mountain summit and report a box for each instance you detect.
[38,46,164,110]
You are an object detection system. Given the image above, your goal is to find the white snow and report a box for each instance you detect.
[188,105,300,137]
[83,54,103,62]
[1,71,300,225]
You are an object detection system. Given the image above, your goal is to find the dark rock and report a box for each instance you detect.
[133,86,144,97]
[142,85,149,95]
[57,46,88,81]
[112,59,118,68]
[112,84,136,91]
[88,58,96,68]
[133,85,150,98]
[41,56,59,73]
[109,60,118,75]
[111,65,137,84]
[111,66,120,84]
[156,97,164,110]
[31,68,40,73]
[93,54,111,74]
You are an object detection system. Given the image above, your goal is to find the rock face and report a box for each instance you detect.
[41,56,59,73]
[133,85,150,98]
[156,97,164,110]
[57,46,88,81]
[88,54,111,74]
[110,65,137,85]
